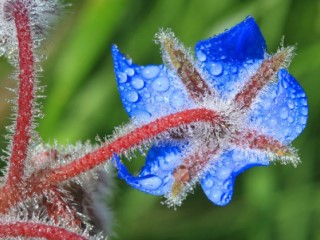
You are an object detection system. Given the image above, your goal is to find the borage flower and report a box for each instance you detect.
[112,16,308,207]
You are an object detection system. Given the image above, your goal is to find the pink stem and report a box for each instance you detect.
[42,108,222,185]
[7,0,35,185]
[0,221,87,240]
[0,108,222,213]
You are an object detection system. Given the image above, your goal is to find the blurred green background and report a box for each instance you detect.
[0,0,319,239]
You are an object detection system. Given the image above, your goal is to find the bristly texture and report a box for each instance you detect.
[0,0,113,239]
[0,0,308,239]
[112,16,308,207]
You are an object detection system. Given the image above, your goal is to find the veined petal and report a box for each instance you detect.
[249,69,308,143]
[200,148,269,206]
[113,144,183,195]
[195,16,267,98]
[112,45,192,122]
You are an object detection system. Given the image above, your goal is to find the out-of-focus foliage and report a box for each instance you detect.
[0,0,319,239]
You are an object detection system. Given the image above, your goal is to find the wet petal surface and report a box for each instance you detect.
[195,16,267,98]
[250,69,308,143]
[112,45,192,122]
[200,148,269,206]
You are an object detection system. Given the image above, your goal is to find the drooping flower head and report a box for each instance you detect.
[112,16,308,207]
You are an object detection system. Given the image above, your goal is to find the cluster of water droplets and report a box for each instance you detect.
[113,45,192,122]
[196,46,264,100]
[250,69,308,143]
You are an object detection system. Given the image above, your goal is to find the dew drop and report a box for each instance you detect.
[281,79,289,89]
[159,155,177,171]
[288,116,294,123]
[124,91,139,102]
[230,66,238,73]
[151,77,170,92]
[299,116,307,125]
[233,151,243,161]
[284,128,292,138]
[144,92,151,98]
[296,125,302,134]
[131,109,151,119]
[170,90,184,108]
[301,107,308,116]
[217,168,231,180]
[280,107,289,119]
[142,66,160,79]
[118,72,127,83]
[126,68,135,76]
[209,62,223,76]
[210,189,223,203]
[270,118,277,126]
[139,176,162,190]
[131,77,145,89]
[204,178,213,188]
[197,51,207,62]
[287,100,294,109]
[301,98,308,106]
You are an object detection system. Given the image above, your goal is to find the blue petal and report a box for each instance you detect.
[112,144,183,195]
[200,148,269,206]
[249,69,308,143]
[195,16,267,97]
[112,45,192,122]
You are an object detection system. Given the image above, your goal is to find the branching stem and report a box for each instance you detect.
[7,0,35,185]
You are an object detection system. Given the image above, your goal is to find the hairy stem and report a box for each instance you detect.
[43,108,222,184]
[7,0,35,185]
[0,221,87,240]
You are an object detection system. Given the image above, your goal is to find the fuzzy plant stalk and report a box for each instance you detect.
[0,0,308,239]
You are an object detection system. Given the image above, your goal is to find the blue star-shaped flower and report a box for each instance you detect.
[111,16,308,206]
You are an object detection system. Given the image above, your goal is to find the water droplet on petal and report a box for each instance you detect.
[231,66,238,73]
[170,90,184,108]
[139,176,162,190]
[301,98,308,106]
[209,62,223,76]
[282,79,288,89]
[299,116,307,125]
[301,107,308,116]
[131,109,151,119]
[152,77,170,92]
[217,168,231,180]
[126,68,135,76]
[210,189,223,203]
[284,128,292,138]
[118,72,127,83]
[144,93,151,98]
[270,118,277,126]
[287,100,294,109]
[124,91,139,102]
[204,178,213,188]
[197,51,207,62]
[296,125,302,134]
[131,77,145,89]
[142,66,160,79]
[280,107,289,119]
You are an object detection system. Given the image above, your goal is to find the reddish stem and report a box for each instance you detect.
[42,108,222,185]
[7,0,35,185]
[0,221,87,240]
